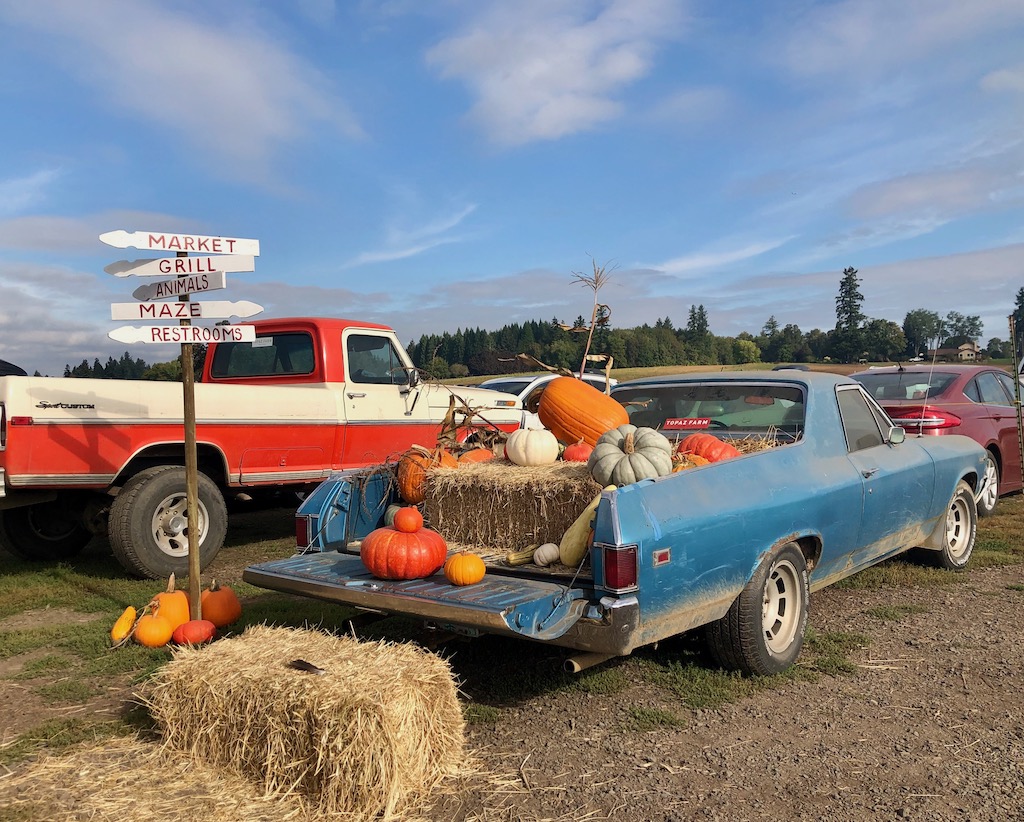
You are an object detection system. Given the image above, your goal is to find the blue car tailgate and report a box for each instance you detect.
[244,552,591,641]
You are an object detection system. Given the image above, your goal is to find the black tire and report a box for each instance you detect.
[0,498,92,561]
[108,466,227,579]
[976,452,999,518]
[927,480,977,571]
[705,542,809,676]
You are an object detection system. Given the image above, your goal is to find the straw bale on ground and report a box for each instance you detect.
[422,461,601,553]
[142,624,468,820]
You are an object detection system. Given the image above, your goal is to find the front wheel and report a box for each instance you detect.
[975,452,999,518]
[927,480,977,570]
[705,542,809,676]
[0,497,93,560]
[108,466,227,579]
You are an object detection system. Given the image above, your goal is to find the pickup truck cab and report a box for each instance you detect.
[245,371,986,676]
[0,317,521,578]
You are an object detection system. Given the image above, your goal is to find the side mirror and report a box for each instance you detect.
[888,426,906,445]
[404,367,421,388]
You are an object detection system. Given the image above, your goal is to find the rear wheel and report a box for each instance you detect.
[976,452,999,517]
[109,466,227,579]
[0,497,92,561]
[705,542,809,676]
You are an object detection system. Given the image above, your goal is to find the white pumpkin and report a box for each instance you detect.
[505,428,559,466]
[533,542,561,567]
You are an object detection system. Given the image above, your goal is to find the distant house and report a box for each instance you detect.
[927,341,980,362]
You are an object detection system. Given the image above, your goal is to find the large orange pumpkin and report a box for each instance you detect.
[537,377,629,447]
[361,526,447,580]
[397,445,458,503]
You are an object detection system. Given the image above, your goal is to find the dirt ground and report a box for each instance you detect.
[2,558,1022,821]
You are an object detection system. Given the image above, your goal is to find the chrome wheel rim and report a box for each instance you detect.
[762,558,803,654]
[150,492,209,558]
[945,494,972,560]
[978,456,999,512]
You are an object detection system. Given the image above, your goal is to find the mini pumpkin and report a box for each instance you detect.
[504,428,559,466]
[171,619,217,646]
[562,438,594,463]
[444,551,486,586]
[588,424,674,486]
[533,542,561,567]
[458,447,495,465]
[200,579,243,627]
[678,433,741,463]
[393,506,424,533]
[154,573,190,631]
[133,600,175,648]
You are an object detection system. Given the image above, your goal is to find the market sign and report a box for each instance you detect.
[100,230,260,256]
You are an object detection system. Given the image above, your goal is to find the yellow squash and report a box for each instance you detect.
[559,486,614,566]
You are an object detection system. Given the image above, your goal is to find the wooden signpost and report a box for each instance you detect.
[100,230,262,618]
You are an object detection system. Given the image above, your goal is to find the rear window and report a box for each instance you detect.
[856,372,957,401]
[611,382,805,440]
[208,332,315,378]
[481,380,531,395]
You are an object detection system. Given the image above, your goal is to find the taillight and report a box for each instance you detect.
[886,405,961,430]
[9,416,33,426]
[295,515,312,549]
[603,544,638,591]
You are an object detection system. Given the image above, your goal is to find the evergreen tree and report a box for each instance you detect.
[832,267,865,362]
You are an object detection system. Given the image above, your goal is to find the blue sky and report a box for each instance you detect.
[2,0,1023,376]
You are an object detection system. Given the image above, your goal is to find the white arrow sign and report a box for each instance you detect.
[132,271,228,301]
[108,324,257,345]
[100,230,260,256]
[105,254,256,278]
[110,300,263,321]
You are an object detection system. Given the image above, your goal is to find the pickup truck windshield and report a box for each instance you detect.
[613,382,805,438]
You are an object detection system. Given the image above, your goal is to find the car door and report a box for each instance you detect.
[990,372,1024,493]
[836,385,936,566]
[340,331,437,466]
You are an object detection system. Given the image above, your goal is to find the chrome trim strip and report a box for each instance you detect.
[8,474,114,486]
[239,469,331,484]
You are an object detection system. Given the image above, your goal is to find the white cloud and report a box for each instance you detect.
[0,169,62,216]
[0,0,362,182]
[981,64,1024,94]
[646,237,795,276]
[426,0,685,145]
[344,204,478,267]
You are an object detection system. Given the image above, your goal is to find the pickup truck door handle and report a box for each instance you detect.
[346,392,366,399]
[862,467,879,478]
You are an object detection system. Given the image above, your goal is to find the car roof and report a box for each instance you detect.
[613,370,857,390]
[850,364,1002,378]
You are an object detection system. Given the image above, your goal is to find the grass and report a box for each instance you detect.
[1,495,1022,768]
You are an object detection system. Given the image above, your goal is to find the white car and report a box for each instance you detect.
[479,372,617,429]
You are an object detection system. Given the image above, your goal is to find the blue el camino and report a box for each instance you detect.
[244,371,987,676]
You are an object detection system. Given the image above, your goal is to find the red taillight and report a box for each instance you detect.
[603,545,638,591]
[10,416,33,426]
[886,405,961,430]
[295,516,310,549]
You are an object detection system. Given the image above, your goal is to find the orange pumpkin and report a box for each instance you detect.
[171,619,217,646]
[397,445,458,503]
[443,551,486,586]
[393,506,424,533]
[201,579,243,628]
[562,438,594,462]
[678,433,741,463]
[458,447,495,465]
[134,600,175,648]
[537,377,629,447]
[361,527,447,579]
[154,573,190,631]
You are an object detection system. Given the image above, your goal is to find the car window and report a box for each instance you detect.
[611,382,805,439]
[969,372,1013,406]
[481,380,530,395]
[346,334,407,385]
[856,372,956,401]
[209,331,314,378]
[995,372,1020,404]
[837,387,885,452]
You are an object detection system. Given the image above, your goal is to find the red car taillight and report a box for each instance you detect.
[603,544,638,591]
[295,515,311,549]
[886,405,961,431]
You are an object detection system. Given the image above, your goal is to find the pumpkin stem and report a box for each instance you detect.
[623,431,635,454]
[166,572,176,593]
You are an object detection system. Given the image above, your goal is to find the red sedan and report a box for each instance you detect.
[852,364,1023,516]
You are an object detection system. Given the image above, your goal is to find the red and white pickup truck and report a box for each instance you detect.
[0,317,521,578]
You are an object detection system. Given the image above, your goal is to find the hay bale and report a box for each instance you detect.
[143,625,466,820]
[422,461,601,552]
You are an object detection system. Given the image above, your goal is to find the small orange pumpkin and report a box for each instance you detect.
[444,551,486,586]
[171,619,217,646]
[562,438,594,463]
[134,600,175,648]
[677,433,741,463]
[200,579,243,628]
[458,447,495,465]
[393,506,424,533]
[154,573,190,631]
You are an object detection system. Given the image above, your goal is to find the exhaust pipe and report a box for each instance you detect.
[563,652,614,673]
